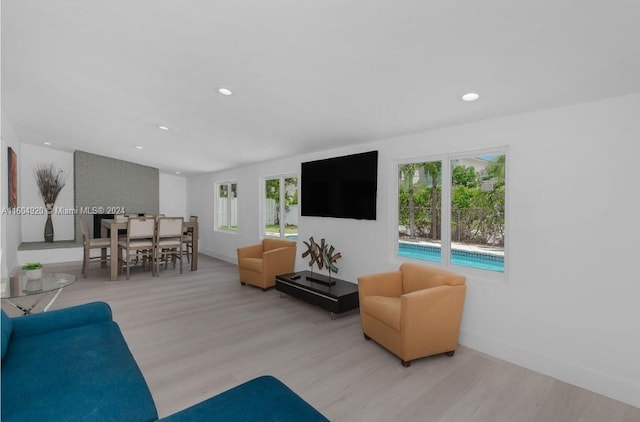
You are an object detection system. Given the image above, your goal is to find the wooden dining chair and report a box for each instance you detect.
[155,217,184,276]
[118,216,155,279]
[182,215,198,264]
[80,216,111,278]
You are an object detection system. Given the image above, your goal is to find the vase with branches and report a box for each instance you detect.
[34,163,67,242]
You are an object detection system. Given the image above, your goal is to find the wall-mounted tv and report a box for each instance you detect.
[301,150,378,220]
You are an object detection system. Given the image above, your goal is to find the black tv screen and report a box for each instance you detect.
[301,150,378,220]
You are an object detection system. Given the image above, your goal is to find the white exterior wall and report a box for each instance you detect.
[187,93,640,408]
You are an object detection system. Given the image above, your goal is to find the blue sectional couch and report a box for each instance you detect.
[1,302,328,422]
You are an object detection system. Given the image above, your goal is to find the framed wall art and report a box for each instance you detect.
[8,147,18,208]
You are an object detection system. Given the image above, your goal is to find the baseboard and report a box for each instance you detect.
[459,328,640,408]
[198,248,237,265]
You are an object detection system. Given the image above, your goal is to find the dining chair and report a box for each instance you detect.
[155,217,184,276]
[80,216,111,278]
[118,216,156,279]
[182,215,198,264]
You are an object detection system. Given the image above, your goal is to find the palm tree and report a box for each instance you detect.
[399,164,418,239]
[485,155,505,182]
[422,161,441,241]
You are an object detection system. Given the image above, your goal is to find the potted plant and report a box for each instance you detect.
[22,262,43,280]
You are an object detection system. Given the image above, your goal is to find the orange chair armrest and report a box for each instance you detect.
[263,246,297,277]
[237,244,263,260]
[358,271,403,298]
[400,284,467,325]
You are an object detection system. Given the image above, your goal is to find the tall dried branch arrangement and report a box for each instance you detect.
[34,163,67,205]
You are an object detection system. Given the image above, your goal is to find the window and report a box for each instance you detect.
[263,176,298,239]
[216,181,237,232]
[398,151,506,273]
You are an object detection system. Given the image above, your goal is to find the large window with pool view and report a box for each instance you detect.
[398,152,506,273]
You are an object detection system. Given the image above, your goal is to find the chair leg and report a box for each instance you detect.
[82,251,88,278]
[126,250,131,280]
[117,246,122,277]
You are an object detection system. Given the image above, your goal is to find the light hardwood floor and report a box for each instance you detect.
[5,256,639,421]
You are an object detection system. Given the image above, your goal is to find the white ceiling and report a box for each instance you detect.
[2,1,639,174]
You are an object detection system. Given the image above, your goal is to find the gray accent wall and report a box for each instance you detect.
[74,151,159,238]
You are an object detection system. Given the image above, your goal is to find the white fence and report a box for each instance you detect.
[265,199,299,226]
[218,198,238,227]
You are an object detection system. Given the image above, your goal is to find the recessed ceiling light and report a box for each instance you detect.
[135,146,144,150]
[218,88,233,96]
[43,141,52,146]
[158,125,170,131]
[462,92,480,102]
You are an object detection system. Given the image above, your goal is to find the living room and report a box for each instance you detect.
[2,1,640,420]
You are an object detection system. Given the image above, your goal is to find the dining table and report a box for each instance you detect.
[100,219,199,281]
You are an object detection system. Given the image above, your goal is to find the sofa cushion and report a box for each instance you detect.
[1,320,158,422]
[159,375,329,422]
[1,309,13,360]
[10,301,113,339]
[362,296,401,331]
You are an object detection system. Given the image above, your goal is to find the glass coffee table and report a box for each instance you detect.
[1,273,76,315]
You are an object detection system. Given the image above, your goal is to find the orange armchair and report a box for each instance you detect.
[237,238,297,290]
[357,263,466,366]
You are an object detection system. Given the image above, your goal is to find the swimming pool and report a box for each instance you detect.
[398,242,504,272]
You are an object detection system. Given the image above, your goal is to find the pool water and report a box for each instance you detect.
[398,242,504,273]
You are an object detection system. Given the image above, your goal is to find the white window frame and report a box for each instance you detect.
[215,181,237,233]
[260,174,298,239]
[394,147,509,279]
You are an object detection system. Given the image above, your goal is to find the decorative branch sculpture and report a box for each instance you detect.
[33,163,67,242]
[34,163,67,207]
[324,245,342,274]
[302,237,325,271]
[302,237,341,277]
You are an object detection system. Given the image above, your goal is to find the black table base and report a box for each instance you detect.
[275,271,359,319]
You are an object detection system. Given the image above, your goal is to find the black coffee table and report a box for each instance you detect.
[275,271,359,319]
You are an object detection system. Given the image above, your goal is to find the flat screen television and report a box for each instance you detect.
[301,150,378,220]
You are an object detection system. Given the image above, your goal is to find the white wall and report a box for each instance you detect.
[159,173,187,218]
[20,144,75,242]
[188,93,640,407]
[1,113,22,276]
[20,149,181,242]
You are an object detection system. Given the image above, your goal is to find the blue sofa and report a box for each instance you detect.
[1,302,328,421]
